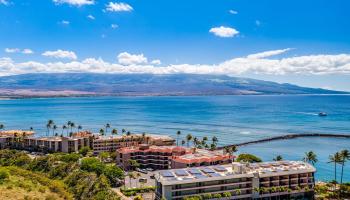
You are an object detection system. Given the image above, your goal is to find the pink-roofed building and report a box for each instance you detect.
[116,145,234,170]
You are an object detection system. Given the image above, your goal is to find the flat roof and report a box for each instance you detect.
[172,149,233,164]
[156,161,316,185]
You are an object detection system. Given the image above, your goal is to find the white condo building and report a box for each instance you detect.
[155,161,316,200]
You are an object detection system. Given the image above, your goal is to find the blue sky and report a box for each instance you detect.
[1,0,350,91]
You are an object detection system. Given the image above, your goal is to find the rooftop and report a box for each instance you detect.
[0,130,35,136]
[156,161,316,184]
[93,133,174,141]
[118,145,187,154]
[172,148,233,164]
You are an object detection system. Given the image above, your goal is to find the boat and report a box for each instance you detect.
[318,112,327,117]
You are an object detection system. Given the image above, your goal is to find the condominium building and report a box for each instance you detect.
[93,134,175,154]
[22,136,92,153]
[116,145,233,170]
[155,161,316,200]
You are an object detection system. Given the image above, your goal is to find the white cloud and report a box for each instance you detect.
[229,10,238,14]
[117,52,148,65]
[5,48,34,54]
[53,0,94,7]
[2,49,350,77]
[255,20,261,26]
[22,49,34,54]
[5,48,20,53]
[87,15,95,20]
[106,2,133,12]
[247,48,292,59]
[151,59,161,65]
[60,20,70,25]
[0,0,9,5]
[111,24,118,29]
[209,26,239,38]
[42,50,77,60]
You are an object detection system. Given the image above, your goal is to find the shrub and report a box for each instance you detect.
[236,154,262,163]
[0,168,10,180]
[212,193,222,199]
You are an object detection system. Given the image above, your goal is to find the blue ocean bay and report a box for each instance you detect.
[0,95,349,181]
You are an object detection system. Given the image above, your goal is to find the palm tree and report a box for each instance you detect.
[273,155,283,161]
[46,120,54,136]
[70,122,75,133]
[126,131,131,136]
[176,131,181,146]
[186,134,192,147]
[112,129,118,135]
[105,123,111,134]
[29,127,33,131]
[339,149,350,184]
[77,125,82,132]
[193,137,198,147]
[303,151,318,165]
[53,125,57,136]
[122,129,126,135]
[212,136,218,145]
[99,128,105,136]
[181,140,186,146]
[328,152,342,187]
[0,124,4,131]
[62,125,67,136]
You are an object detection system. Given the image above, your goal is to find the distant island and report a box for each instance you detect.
[0,73,347,98]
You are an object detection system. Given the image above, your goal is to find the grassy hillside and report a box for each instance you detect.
[0,166,70,200]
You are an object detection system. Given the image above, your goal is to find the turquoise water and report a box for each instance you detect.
[0,95,349,181]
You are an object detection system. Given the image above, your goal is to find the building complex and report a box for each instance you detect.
[116,144,233,170]
[155,161,316,200]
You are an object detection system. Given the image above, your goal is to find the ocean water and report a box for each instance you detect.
[0,95,349,181]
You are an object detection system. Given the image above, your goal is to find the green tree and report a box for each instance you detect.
[79,146,90,156]
[105,123,111,134]
[103,165,124,186]
[99,152,109,162]
[186,134,192,147]
[99,128,105,136]
[78,125,83,132]
[128,159,140,170]
[328,152,342,187]
[236,154,262,163]
[0,123,5,131]
[111,129,118,135]
[339,149,350,184]
[273,155,283,161]
[303,151,318,165]
[0,168,9,180]
[80,157,105,175]
[176,130,181,146]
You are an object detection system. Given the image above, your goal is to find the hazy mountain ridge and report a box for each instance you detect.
[0,73,346,97]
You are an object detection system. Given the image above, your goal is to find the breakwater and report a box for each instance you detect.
[218,133,350,149]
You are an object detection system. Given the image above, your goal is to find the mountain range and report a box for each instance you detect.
[0,73,346,98]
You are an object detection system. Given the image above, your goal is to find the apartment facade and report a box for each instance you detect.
[22,136,92,153]
[116,145,233,170]
[155,161,316,200]
[93,134,175,154]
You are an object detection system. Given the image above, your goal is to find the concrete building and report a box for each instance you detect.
[116,145,233,170]
[93,134,175,154]
[155,161,316,200]
[22,136,92,153]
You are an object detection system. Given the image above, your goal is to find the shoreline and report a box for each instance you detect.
[218,133,350,149]
[1,93,350,100]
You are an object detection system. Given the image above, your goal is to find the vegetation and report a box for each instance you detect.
[120,186,155,197]
[236,153,262,163]
[0,149,123,200]
[273,155,283,161]
[303,151,318,165]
